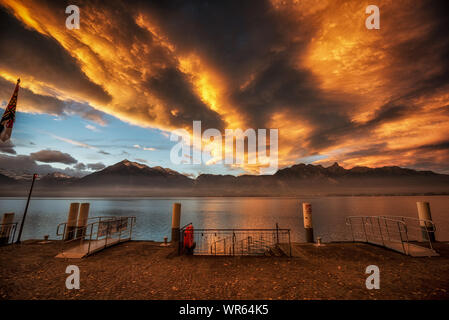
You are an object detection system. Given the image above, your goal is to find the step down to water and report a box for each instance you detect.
[276,243,292,257]
[265,246,283,257]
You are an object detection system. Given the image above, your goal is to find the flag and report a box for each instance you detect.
[0,78,20,142]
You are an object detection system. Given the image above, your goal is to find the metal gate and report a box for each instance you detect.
[179,223,292,256]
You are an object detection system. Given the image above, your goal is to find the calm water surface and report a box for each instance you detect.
[1,196,448,242]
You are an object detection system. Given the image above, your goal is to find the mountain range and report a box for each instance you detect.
[0,159,448,196]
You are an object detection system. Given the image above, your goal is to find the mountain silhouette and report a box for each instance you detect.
[0,160,448,196]
[75,159,193,187]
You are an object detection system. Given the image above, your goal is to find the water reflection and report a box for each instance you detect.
[0,196,447,242]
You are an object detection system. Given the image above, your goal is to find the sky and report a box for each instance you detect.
[0,0,449,178]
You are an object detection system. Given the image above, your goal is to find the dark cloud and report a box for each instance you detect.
[0,77,63,114]
[0,154,91,178]
[141,0,321,127]
[344,141,449,159]
[0,76,108,125]
[30,149,78,165]
[366,105,415,127]
[87,162,105,171]
[141,0,306,82]
[305,103,419,152]
[140,0,449,165]
[417,140,449,151]
[1,0,449,173]
[0,154,59,176]
[74,163,86,170]
[383,1,449,103]
[0,140,16,154]
[233,56,352,146]
[144,67,225,130]
[345,143,390,158]
[63,102,109,126]
[68,0,227,131]
[0,154,54,176]
[139,0,356,151]
[0,8,111,104]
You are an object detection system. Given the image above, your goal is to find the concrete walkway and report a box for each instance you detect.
[55,237,126,259]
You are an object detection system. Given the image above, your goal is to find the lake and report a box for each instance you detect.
[1,196,448,242]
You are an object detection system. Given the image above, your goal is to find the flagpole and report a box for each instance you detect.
[0,78,20,142]
[16,173,38,244]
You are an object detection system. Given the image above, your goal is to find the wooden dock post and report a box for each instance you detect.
[416,201,436,242]
[171,203,181,243]
[302,202,314,243]
[0,213,15,244]
[64,203,80,241]
[76,203,90,239]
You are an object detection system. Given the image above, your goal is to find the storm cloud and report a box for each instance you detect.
[0,153,87,178]
[0,76,108,125]
[0,8,111,105]
[0,140,16,155]
[87,162,106,171]
[30,149,77,165]
[1,0,449,172]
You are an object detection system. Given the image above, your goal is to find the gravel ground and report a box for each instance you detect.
[0,241,448,300]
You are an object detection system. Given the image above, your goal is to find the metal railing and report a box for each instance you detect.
[56,216,136,257]
[0,222,18,245]
[383,216,436,242]
[179,223,292,256]
[345,215,436,255]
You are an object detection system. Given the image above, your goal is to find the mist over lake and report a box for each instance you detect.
[1,196,448,242]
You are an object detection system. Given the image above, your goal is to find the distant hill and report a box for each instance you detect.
[274,162,437,179]
[38,172,79,186]
[0,160,448,196]
[0,172,17,185]
[75,159,193,187]
[192,162,449,196]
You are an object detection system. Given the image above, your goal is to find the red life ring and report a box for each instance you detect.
[183,225,194,249]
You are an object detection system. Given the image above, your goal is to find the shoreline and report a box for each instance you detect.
[1,193,449,199]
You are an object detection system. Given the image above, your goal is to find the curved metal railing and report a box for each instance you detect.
[56,216,136,257]
[345,215,437,255]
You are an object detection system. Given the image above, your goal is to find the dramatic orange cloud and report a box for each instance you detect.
[1,0,448,173]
